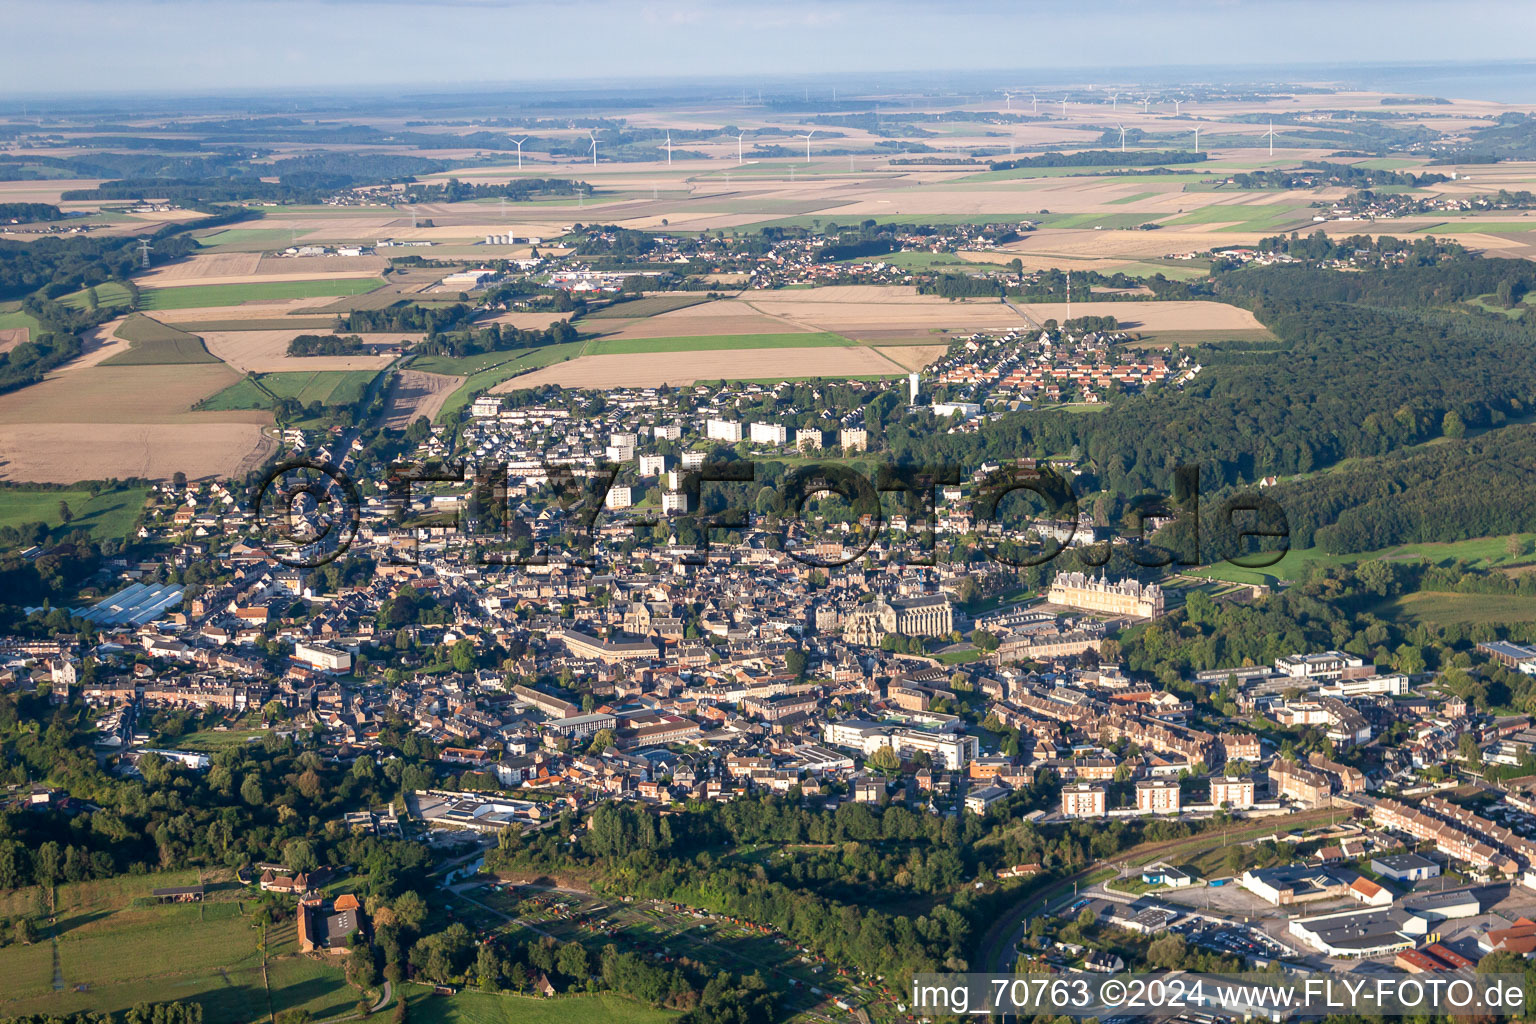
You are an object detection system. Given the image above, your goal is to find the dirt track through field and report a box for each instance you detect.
[382,370,464,428]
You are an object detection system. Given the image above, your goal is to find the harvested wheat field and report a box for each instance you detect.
[382,370,464,428]
[998,227,1268,260]
[481,311,572,331]
[1009,300,1266,333]
[491,346,905,390]
[748,286,1025,339]
[0,328,30,355]
[61,319,135,370]
[602,299,811,340]
[255,254,388,276]
[200,331,410,373]
[0,352,276,482]
[0,363,255,426]
[873,345,948,371]
[153,298,345,322]
[0,422,274,483]
[136,252,262,284]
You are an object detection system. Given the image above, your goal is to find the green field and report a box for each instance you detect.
[163,725,270,751]
[1416,221,1536,235]
[139,279,386,310]
[193,227,292,251]
[437,341,589,421]
[1184,532,1536,588]
[585,332,852,355]
[101,314,220,365]
[55,281,135,311]
[201,369,379,412]
[0,486,149,539]
[0,871,366,1022]
[582,294,712,319]
[845,250,1010,271]
[1107,191,1159,205]
[1034,212,1166,230]
[1379,591,1536,628]
[1159,202,1310,229]
[402,986,676,1024]
[0,305,44,334]
[1116,260,1212,281]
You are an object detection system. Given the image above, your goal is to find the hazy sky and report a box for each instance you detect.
[9,0,1536,96]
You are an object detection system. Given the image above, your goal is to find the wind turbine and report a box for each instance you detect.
[664,131,673,166]
[1032,93,1038,114]
[1004,91,1013,111]
[1143,95,1150,114]
[589,131,598,167]
[1193,126,1200,153]
[512,137,527,170]
[1061,96,1068,118]
[736,131,746,164]
[1174,98,1182,116]
[1267,121,1276,156]
[1111,92,1118,112]
[1118,124,1126,152]
[798,129,816,164]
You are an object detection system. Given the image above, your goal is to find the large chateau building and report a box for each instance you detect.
[1047,571,1164,618]
[844,594,954,645]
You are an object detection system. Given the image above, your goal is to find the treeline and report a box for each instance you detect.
[0,203,62,222]
[401,177,593,203]
[572,226,654,256]
[413,318,579,360]
[1059,314,1119,333]
[0,1003,201,1024]
[0,329,82,395]
[1229,160,1448,190]
[343,303,480,334]
[61,153,451,205]
[286,334,365,357]
[1214,247,1531,312]
[919,273,1003,298]
[1241,230,1466,267]
[988,150,1207,171]
[815,237,894,262]
[0,207,246,302]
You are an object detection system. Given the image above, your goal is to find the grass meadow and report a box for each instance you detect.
[0,486,149,540]
[140,279,386,310]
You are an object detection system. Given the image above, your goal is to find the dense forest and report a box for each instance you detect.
[0,203,63,222]
[286,333,367,357]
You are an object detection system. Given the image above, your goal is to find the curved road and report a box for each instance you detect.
[972,807,1345,973]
